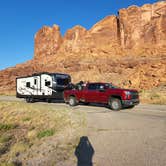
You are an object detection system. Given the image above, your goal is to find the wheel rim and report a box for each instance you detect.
[112,101,119,110]
[69,98,74,105]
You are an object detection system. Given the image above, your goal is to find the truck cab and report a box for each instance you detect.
[64,82,139,110]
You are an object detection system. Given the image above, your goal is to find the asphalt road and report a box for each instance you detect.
[0,96,166,166]
[84,104,166,166]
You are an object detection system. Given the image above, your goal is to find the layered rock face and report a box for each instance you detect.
[34,25,63,61]
[0,1,165,94]
[119,2,166,55]
[34,1,166,58]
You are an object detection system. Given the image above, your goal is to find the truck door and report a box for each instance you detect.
[97,84,108,103]
[84,83,99,102]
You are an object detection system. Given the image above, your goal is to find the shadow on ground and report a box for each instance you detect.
[75,136,94,166]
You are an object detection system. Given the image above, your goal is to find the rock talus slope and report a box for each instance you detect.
[0,1,165,93]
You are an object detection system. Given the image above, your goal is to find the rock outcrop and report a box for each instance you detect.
[119,2,166,55]
[34,24,63,61]
[0,1,166,94]
[34,1,166,59]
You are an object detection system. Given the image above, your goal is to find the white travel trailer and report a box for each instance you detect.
[16,72,71,102]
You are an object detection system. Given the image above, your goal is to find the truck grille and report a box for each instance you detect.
[131,92,139,99]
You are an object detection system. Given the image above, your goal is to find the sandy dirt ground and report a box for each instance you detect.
[0,96,166,166]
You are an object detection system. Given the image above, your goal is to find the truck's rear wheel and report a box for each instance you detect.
[109,98,122,111]
[68,96,77,106]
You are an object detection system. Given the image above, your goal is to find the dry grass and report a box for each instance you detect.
[140,86,166,104]
[0,101,85,165]
[0,91,15,96]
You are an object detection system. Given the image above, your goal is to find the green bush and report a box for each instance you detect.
[0,123,17,131]
[22,117,31,122]
[0,134,12,143]
[37,129,55,139]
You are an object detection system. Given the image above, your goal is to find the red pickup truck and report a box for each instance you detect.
[64,82,139,110]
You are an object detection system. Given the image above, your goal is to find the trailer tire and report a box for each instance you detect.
[46,99,52,103]
[26,97,34,103]
[68,96,77,106]
[25,98,30,103]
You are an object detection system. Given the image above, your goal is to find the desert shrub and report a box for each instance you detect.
[0,134,12,143]
[0,123,17,131]
[37,129,55,139]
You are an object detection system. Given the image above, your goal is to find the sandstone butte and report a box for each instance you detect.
[0,1,166,94]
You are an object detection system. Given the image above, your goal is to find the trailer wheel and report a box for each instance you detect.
[25,97,31,103]
[29,98,34,103]
[46,99,52,103]
[68,96,77,106]
[109,98,122,111]
[26,97,34,103]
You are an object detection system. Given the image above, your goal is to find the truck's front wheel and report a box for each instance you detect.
[68,96,77,106]
[109,98,122,111]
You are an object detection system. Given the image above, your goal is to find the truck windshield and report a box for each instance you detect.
[105,83,118,89]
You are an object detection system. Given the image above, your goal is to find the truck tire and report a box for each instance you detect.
[109,98,122,111]
[68,96,77,106]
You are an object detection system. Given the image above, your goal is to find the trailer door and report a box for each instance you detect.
[41,74,52,96]
[33,76,40,95]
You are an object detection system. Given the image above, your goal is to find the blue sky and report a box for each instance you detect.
[0,0,157,70]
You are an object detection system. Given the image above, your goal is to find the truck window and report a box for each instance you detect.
[88,83,104,90]
[26,82,30,88]
[88,84,98,90]
[34,79,37,85]
[105,83,118,89]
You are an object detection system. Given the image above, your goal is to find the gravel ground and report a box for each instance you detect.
[83,104,166,166]
[0,96,166,166]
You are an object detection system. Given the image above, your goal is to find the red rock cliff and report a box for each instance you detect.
[0,1,165,94]
[34,1,166,58]
[34,24,63,61]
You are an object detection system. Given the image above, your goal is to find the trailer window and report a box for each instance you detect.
[45,81,51,86]
[34,79,37,85]
[26,82,30,88]
[56,78,69,85]
[53,74,71,86]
